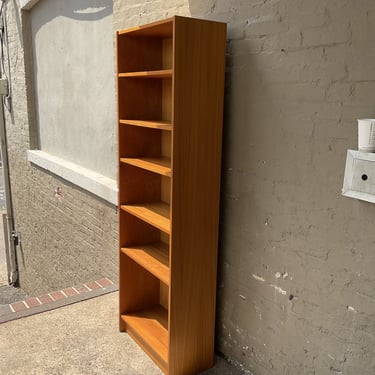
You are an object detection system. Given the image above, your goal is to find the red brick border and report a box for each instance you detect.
[5,278,114,319]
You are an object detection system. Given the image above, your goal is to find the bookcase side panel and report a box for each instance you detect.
[169,17,227,374]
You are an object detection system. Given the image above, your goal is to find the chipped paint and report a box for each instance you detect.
[270,284,287,295]
[254,304,262,320]
[275,271,289,279]
[252,274,266,282]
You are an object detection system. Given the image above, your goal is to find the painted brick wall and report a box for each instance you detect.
[3,0,118,296]
[5,0,375,374]
[114,1,375,374]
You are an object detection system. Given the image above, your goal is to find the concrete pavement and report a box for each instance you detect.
[0,285,26,306]
[0,291,243,375]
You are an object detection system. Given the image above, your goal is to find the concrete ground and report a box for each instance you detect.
[0,291,243,375]
[0,284,26,305]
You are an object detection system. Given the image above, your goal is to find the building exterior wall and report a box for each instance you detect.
[4,0,375,374]
[3,0,118,295]
[30,0,116,179]
[114,1,375,374]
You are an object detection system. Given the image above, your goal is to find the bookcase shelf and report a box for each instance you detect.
[117,16,226,375]
[118,69,173,78]
[121,242,169,285]
[121,305,168,372]
[121,203,170,234]
[119,119,172,131]
[120,157,171,176]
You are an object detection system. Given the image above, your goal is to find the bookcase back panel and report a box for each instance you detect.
[119,126,161,157]
[120,256,161,313]
[119,211,160,247]
[119,164,161,204]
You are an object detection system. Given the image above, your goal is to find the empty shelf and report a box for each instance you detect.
[121,305,168,373]
[121,202,170,234]
[121,242,169,285]
[118,69,172,78]
[120,157,171,177]
[119,119,172,131]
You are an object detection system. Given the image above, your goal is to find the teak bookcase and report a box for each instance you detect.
[117,16,226,375]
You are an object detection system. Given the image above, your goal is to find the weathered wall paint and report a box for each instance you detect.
[30,0,116,179]
[114,1,375,373]
[3,0,118,295]
[4,0,375,373]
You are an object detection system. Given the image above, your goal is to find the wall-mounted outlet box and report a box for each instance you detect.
[342,150,375,203]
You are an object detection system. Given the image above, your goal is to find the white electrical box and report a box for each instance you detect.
[342,150,375,203]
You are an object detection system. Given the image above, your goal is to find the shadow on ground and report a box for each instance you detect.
[0,285,26,304]
[0,292,245,375]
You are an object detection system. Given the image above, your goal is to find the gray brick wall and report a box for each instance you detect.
[116,1,375,374]
[3,0,118,296]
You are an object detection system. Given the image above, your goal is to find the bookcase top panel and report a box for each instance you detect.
[117,17,173,38]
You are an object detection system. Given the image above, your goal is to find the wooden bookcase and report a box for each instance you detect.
[117,16,226,375]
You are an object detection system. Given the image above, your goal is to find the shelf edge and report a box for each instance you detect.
[121,244,170,285]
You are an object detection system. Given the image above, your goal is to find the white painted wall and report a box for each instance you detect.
[30,0,116,179]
